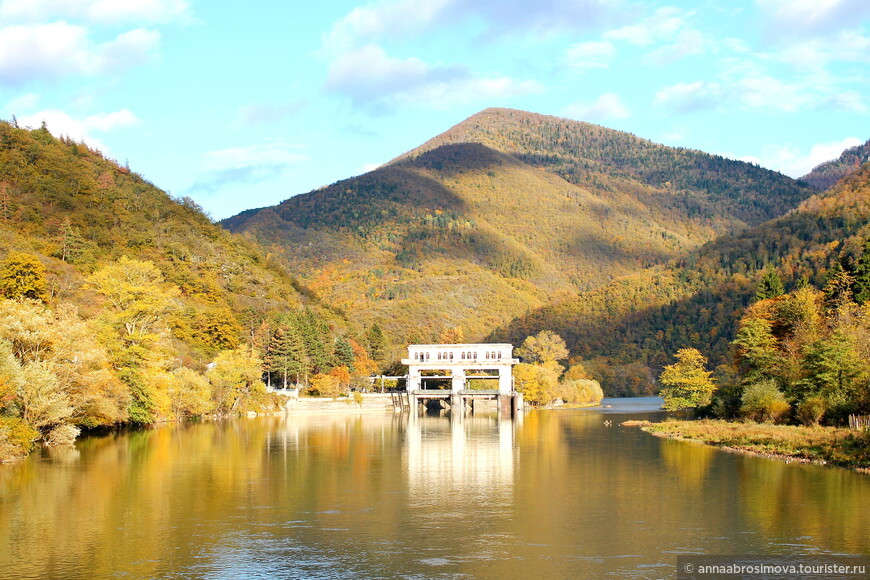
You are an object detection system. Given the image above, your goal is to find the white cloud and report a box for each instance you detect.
[644,27,706,65]
[17,108,140,151]
[564,93,630,122]
[756,0,870,37]
[0,0,191,25]
[654,81,723,113]
[0,22,160,84]
[564,41,615,71]
[323,0,452,54]
[5,92,40,113]
[753,137,863,177]
[237,101,306,127]
[600,7,709,65]
[325,44,541,112]
[0,22,91,84]
[655,74,863,114]
[604,7,684,47]
[323,0,623,53]
[95,28,161,73]
[778,30,870,70]
[188,142,309,195]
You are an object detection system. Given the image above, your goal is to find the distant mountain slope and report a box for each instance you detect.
[800,138,870,191]
[224,108,816,344]
[0,121,338,364]
[399,108,813,226]
[491,161,870,390]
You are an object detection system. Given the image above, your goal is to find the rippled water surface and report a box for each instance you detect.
[1,398,867,579]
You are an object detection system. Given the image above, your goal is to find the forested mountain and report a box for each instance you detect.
[491,161,870,395]
[0,120,362,457]
[0,120,336,356]
[224,108,815,344]
[800,139,870,191]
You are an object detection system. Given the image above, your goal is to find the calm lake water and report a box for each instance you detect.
[1,397,868,579]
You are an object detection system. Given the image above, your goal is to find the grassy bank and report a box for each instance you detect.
[633,419,870,472]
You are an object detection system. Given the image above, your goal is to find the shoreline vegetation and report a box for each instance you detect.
[623,419,870,473]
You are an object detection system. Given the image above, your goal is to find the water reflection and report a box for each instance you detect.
[405,413,516,501]
[0,408,867,580]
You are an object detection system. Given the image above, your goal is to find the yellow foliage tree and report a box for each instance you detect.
[309,373,341,398]
[514,361,563,406]
[0,252,47,301]
[659,348,716,411]
[207,346,266,414]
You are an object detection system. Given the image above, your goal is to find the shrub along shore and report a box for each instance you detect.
[627,419,870,472]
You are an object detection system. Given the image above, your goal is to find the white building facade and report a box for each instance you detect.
[402,343,518,394]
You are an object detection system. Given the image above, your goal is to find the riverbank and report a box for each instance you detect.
[282,393,394,414]
[627,419,870,472]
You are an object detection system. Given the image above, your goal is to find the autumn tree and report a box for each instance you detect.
[168,367,212,418]
[0,253,47,301]
[88,257,180,422]
[516,330,568,364]
[659,348,716,411]
[513,361,562,406]
[823,260,854,310]
[88,256,179,345]
[732,316,778,384]
[309,372,341,398]
[438,326,464,344]
[207,346,267,414]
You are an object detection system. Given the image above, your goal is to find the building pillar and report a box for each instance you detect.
[497,365,511,394]
[451,369,466,393]
[408,368,421,392]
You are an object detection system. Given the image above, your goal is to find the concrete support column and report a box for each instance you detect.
[409,369,421,392]
[497,366,511,394]
[498,394,512,418]
[451,370,466,393]
[512,393,523,417]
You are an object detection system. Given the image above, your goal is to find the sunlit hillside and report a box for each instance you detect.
[491,162,870,394]
[0,120,340,365]
[224,108,816,344]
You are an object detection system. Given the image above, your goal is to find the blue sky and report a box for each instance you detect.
[1,0,868,220]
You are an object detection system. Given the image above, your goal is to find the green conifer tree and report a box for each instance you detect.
[755,265,784,300]
[267,324,308,387]
[852,238,870,305]
[366,324,386,362]
[333,336,355,373]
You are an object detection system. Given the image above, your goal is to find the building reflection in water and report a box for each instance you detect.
[404,412,517,508]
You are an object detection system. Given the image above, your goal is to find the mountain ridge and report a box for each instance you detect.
[223,108,817,344]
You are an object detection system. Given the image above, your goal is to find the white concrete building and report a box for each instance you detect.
[402,343,518,394]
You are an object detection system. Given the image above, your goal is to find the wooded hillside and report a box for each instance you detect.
[224,108,816,346]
